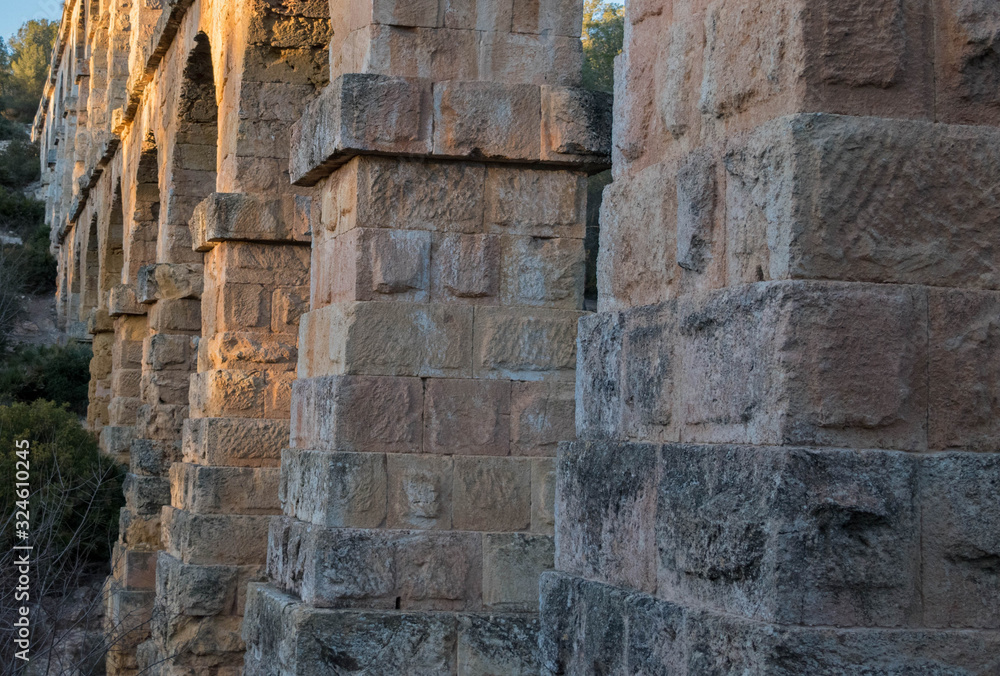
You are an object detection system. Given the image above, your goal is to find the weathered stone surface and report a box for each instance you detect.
[387,454,454,530]
[424,378,511,455]
[182,417,289,467]
[281,449,387,527]
[483,533,554,610]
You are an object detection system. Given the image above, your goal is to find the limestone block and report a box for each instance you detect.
[154,553,243,618]
[472,306,582,380]
[206,241,310,287]
[108,283,147,316]
[621,301,678,444]
[539,572,686,676]
[171,463,282,515]
[477,32,583,87]
[182,417,289,467]
[500,234,585,308]
[511,380,575,456]
[531,457,556,535]
[141,370,192,405]
[298,302,474,379]
[540,86,612,166]
[191,193,309,251]
[511,0,584,37]
[269,520,482,610]
[932,0,1000,126]
[189,369,270,419]
[430,234,501,303]
[483,533,554,611]
[111,368,141,397]
[281,449,387,527]
[244,584,459,675]
[928,289,1000,452]
[320,156,486,237]
[457,614,540,676]
[162,507,271,565]
[111,545,157,590]
[148,297,201,332]
[338,24,480,82]
[676,147,717,273]
[424,379,511,456]
[658,444,920,627]
[574,310,624,440]
[272,286,309,335]
[201,331,298,371]
[143,333,197,371]
[453,456,531,531]
[289,375,423,453]
[129,438,182,477]
[678,281,928,450]
[100,425,136,458]
[123,473,171,516]
[290,74,433,186]
[118,509,162,549]
[726,114,1000,288]
[557,441,658,594]
[433,81,541,161]
[920,452,1000,629]
[318,227,432,304]
[213,282,272,332]
[387,454,453,530]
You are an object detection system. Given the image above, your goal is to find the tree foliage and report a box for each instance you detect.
[1,19,59,123]
[582,0,624,93]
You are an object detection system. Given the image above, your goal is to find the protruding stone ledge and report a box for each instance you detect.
[289,74,612,187]
[136,263,204,303]
[191,193,312,251]
[108,283,147,317]
[538,572,1000,675]
[244,583,542,675]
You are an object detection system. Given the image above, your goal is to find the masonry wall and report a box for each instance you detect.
[539,0,1000,673]
[36,0,1000,674]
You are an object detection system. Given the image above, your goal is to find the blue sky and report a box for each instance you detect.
[0,0,63,45]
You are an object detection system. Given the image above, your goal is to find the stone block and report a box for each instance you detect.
[472,306,582,380]
[289,375,423,453]
[244,585,459,675]
[182,417,289,467]
[200,331,298,371]
[511,380,575,456]
[483,533,554,611]
[557,441,658,594]
[575,311,624,441]
[424,378,511,456]
[101,425,136,458]
[318,228,432,304]
[500,235,585,308]
[540,86,612,166]
[430,234,501,303]
[111,368,142,398]
[140,370,192,405]
[932,0,1000,126]
[621,301,678,444]
[171,463,282,515]
[124,473,171,516]
[298,302,474,379]
[189,369,269,419]
[433,81,541,160]
[531,457,556,535]
[725,114,1000,289]
[457,614,540,676]
[290,74,433,186]
[678,281,928,450]
[162,507,271,565]
[387,454,453,530]
[281,449,387,528]
[919,452,1000,629]
[928,289,1000,452]
[658,444,921,627]
[129,437,181,477]
[191,193,309,250]
[676,147,718,273]
[111,545,157,590]
[108,283,147,316]
[477,32,583,88]
[539,572,687,676]
[143,332,196,371]
[484,166,586,239]
[148,298,201,332]
[453,456,531,531]
[321,156,486,236]
[136,263,204,302]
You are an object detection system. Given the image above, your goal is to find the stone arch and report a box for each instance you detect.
[126,132,160,281]
[100,182,125,306]
[81,214,100,317]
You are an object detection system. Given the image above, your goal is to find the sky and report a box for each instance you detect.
[0,0,63,45]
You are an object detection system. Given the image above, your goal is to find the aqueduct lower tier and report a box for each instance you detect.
[36,0,1000,673]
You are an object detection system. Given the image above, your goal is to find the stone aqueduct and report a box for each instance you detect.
[34,0,1000,673]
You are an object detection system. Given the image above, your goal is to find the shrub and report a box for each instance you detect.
[0,185,45,236]
[0,136,40,189]
[0,343,93,415]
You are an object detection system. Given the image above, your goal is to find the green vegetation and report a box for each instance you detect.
[0,20,60,123]
[582,0,624,93]
[0,343,93,415]
[0,400,123,561]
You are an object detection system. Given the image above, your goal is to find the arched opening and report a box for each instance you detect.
[163,32,218,261]
[100,183,125,307]
[126,133,160,281]
[81,215,100,317]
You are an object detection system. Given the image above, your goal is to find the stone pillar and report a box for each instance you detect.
[87,308,114,431]
[243,0,611,671]
[540,0,1000,672]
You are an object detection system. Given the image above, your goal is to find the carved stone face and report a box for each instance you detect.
[404,470,440,519]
